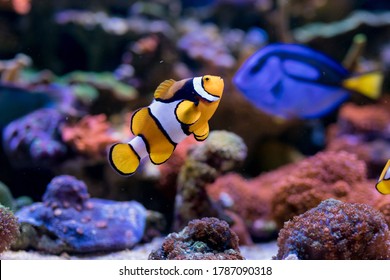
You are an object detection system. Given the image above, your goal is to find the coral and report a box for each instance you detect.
[149,217,244,260]
[61,114,118,159]
[275,199,390,260]
[0,53,32,83]
[156,136,198,198]
[55,10,174,37]
[14,175,147,254]
[2,108,68,168]
[0,181,14,210]
[173,130,247,231]
[207,173,276,240]
[293,10,390,43]
[326,102,390,177]
[60,71,138,102]
[270,151,369,228]
[0,205,20,254]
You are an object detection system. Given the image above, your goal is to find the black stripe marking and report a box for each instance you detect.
[147,107,177,146]
[138,134,151,155]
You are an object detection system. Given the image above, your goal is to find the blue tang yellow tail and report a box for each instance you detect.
[108,75,224,176]
[375,160,390,195]
[233,43,383,119]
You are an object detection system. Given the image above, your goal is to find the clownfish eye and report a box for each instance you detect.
[205,77,209,81]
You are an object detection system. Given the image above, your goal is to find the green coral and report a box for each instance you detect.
[0,181,14,210]
[60,71,137,101]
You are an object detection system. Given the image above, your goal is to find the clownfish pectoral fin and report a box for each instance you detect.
[342,71,383,99]
[175,100,201,125]
[193,122,209,141]
[130,107,150,135]
[149,144,175,165]
[375,160,390,195]
[109,143,140,176]
[154,79,176,100]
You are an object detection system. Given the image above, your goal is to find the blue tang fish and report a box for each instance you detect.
[233,43,383,119]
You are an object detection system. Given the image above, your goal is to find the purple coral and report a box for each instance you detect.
[2,108,67,168]
[15,175,147,254]
[0,205,20,253]
[149,217,244,260]
[275,199,390,260]
[42,175,90,210]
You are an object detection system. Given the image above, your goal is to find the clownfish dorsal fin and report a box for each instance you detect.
[154,79,176,100]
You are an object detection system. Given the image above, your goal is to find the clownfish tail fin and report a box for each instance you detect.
[108,143,140,176]
[342,71,383,99]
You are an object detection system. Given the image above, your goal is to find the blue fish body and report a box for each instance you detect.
[233,43,352,119]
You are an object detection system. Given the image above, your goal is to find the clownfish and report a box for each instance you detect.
[108,75,224,176]
[375,160,390,195]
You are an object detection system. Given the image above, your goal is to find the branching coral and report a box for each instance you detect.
[149,217,244,260]
[275,199,390,260]
[0,205,20,254]
[172,130,247,232]
[61,114,118,159]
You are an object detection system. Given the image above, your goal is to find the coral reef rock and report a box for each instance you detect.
[275,199,390,260]
[149,217,244,260]
[173,130,247,231]
[2,108,67,168]
[14,175,147,254]
[0,205,20,254]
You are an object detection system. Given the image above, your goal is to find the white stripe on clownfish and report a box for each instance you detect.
[128,136,148,159]
[149,100,188,144]
[193,77,220,102]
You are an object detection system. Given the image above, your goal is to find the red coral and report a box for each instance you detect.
[208,150,390,233]
[149,217,244,260]
[275,199,390,260]
[326,102,390,177]
[61,114,118,159]
[334,103,390,134]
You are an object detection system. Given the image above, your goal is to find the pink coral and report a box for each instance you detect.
[61,114,118,159]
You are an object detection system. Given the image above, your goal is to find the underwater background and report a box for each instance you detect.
[1,0,390,260]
